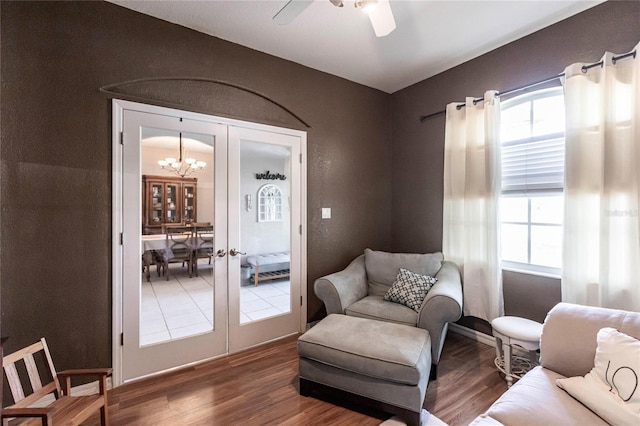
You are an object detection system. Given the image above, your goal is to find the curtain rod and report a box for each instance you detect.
[418,49,637,123]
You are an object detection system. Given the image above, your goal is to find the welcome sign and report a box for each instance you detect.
[256,170,287,180]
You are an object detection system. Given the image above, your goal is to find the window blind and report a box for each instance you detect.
[502,133,565,194]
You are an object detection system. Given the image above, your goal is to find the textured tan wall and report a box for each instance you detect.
[2,0,638,377]
[390,0,640,325]
[0,1,391,372]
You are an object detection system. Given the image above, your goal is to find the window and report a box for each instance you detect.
[500,87,565,276]
[258,184,283,222]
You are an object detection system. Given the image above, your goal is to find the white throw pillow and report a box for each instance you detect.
[556,327,640,425]
[557,374,638,425]
[383,268,437,312]
[591,327,640,408]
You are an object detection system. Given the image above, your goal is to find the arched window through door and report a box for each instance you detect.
[258,184,283,222]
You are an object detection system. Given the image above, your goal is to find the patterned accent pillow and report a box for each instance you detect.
[383,268,438,312]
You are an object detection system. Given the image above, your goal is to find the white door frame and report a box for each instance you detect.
[112,99,307,386]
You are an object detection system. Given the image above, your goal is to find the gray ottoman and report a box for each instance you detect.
[298,314,431,426]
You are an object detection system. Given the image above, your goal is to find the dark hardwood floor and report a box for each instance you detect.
[424,332,507,425]
[86,331,507,426]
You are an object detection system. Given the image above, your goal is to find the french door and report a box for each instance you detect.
[113,100,306,384]
[228,126,302,352]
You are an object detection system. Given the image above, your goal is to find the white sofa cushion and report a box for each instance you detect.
[346,295,417,326]
[481,367,608,426]
[539,303,640,378]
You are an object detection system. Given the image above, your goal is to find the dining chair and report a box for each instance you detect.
[161,226,194,281]
[192,225,214,277]
[189,221,211,228]
[162,223,189,234]
[2,337,112,426]
[142,250,165,282]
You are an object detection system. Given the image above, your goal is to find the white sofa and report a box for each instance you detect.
[471,302,640,425]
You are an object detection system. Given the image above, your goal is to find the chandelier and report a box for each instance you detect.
[157,132,206,178]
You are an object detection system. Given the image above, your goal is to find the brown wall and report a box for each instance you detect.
[2,0,639,378]
[390,0,640,326]
[0,1,392,371]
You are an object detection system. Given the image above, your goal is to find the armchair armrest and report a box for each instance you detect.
[2,407,54,425]
[57,368,113,378]
[417,260,463,364]
[314,255,368,314]
[57,367,112,396]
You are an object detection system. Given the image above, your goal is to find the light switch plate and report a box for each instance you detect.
[321,208,331,219]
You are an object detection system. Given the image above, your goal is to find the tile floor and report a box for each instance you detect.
[140,261,291,346]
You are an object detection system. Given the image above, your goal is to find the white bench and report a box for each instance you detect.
[246,252,290,286]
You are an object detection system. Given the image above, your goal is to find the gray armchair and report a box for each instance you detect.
[314,249,463,375]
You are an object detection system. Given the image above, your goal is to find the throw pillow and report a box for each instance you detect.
[557,374,638,425]
[556,327,640,425]
[383,268,437,312]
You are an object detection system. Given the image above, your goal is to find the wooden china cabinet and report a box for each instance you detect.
[142,175,197,234]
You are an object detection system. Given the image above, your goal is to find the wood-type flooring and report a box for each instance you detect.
[85,331,507,426]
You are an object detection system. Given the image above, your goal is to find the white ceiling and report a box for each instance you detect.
[109,0,604,93]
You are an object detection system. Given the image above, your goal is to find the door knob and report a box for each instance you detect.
[229,248,246,256]
[215,249,226,258]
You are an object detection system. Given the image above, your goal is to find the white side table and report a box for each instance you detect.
[491,316,543,387]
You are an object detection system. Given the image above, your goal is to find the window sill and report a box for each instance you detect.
[501,266,561,280]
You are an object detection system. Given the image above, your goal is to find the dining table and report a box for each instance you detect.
[141,232,213,282]
[142,234,169,252]
[142,234,168,282]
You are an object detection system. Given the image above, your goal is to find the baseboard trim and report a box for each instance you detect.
[449,323,495,347]
[449,323,533,357]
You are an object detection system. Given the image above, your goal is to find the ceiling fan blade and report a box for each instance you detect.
[273,0,314,25]
[367,0,396,37]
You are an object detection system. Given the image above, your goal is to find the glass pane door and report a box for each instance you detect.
[122,110,228,382]
[227,126,302,352]
[140,129,214,345]
[240,142,292,323]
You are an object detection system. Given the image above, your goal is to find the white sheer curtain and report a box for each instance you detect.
[443,90,504,322]
[562,42,640,312]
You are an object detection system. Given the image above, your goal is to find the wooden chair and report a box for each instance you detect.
[161,223,187,234]
[2,337,111,426]
[161,226,194,281]
[187,221,211,228]
[192,225,214,277]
